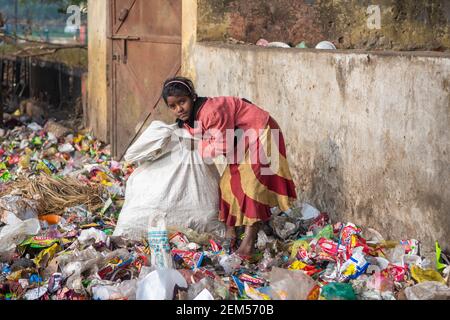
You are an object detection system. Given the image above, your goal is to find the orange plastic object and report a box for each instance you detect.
[38,214,61,225]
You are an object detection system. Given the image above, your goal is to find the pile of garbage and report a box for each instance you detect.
[1,119,450,300]
[226,36,337,50]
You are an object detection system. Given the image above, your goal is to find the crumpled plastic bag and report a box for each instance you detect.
[219,254,242,274]
[270,216,299,240]
[385,245,406,265]
[366,272,394,293]
[27,122,43,132]
[0,195,41,258]
[58,247,130,293]
[58,143,75,153]
[0,218,41,256]
[315,225,334,240]
[256,230,271,250]
[321,283,357,300]
[54,246,100,269]
[78,228,108,244]
[92,279,138,300]
[0,195,38,223]
[366,256,390,274]
[194,288,215,300]
[363,227,385,244]
[411,265,446,284]
[359,289,396,301]
[436,241,448,272]
[24,285,49,300]
[136,268,188,300]
[63,257,104,293]
[269,267,316,300]
[185,275,229,300]
[405,281,450,300]
[300,203,320,220]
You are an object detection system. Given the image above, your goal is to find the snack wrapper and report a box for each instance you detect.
[172,249,204,270]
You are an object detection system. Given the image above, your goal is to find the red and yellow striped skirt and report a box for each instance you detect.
[219,117,297,227]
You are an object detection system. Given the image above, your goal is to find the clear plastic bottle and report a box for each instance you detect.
[148,212,173,269]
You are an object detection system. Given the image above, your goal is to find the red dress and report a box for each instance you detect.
[184,97,297,227]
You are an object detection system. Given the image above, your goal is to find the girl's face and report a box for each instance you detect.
[167,95,193,122]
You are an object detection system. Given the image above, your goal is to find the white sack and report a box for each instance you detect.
[114,121,224,241]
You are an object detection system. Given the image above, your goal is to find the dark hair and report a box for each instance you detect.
[162,76,197,105]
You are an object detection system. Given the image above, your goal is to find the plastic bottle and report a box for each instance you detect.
[148,212,173,269]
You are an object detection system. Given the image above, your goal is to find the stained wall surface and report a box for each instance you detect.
[191,43,450,252]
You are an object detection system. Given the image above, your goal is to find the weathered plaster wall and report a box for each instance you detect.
[198,0,450,51]
[190,43,450,252]
[182,0,198,80]
[87,0,108,142]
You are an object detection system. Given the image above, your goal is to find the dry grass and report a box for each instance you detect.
[1,174,105,215]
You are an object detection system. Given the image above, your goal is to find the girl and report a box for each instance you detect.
[161,77,298,260]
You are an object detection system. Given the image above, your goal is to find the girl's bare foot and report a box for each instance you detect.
[235,223,260,258]
[223,225,237,253]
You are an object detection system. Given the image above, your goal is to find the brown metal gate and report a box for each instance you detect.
[109,0,181,159]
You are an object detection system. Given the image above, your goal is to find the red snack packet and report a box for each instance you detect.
[172,249,204,269]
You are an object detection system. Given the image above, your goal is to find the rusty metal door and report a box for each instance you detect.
[109,0,181,159]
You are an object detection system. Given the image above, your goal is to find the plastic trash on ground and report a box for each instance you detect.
[270,216,299,240]
[1,117,449,301]
[78,228,108,244]
[321,283,356,300]
[148,213,173,269]
[340,247,370,279]
[193,288,215,300]
[410,265,446,284]
[136,268,187,300]
[366,272,394,292]
[301,203,320,220]
[269,267,316,300]
[24,285,49,300]
[92,279,138,300]
[405,281,450,300]
[0,218,41,257]
[219,254,242,274]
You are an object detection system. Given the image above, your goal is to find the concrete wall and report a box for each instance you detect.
[189,43,450,252]
[198,0,450,51]
[87,0,108,142]
[182,0,198,79]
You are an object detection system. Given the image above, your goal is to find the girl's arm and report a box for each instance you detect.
[197,109,234,159]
